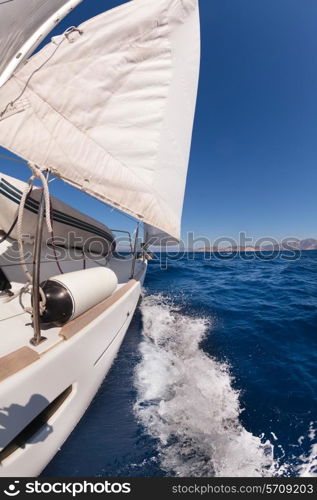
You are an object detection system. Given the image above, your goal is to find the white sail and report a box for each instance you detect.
[0,0,84,87]
[144,223,179,246]
[0,0,200,241]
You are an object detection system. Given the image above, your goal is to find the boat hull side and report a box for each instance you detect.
[0,265,146,476]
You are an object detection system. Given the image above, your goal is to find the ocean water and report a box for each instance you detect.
[43,251,317,477]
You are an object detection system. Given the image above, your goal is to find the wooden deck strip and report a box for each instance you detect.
[0,347,40,383]
[0,264,145,382]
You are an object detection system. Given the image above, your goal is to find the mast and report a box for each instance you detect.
[0,0,84,87]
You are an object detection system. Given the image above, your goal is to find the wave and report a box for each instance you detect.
[296,423,317,477]
[133,294,316,477]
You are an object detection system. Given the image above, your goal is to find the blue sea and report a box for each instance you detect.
[43,251,317,477]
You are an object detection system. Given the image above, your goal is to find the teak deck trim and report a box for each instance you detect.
[0,265,145,382]
[0,347,40,383]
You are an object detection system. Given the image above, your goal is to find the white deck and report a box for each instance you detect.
[0,238,144,359]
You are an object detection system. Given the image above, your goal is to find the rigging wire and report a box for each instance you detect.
[0,153,26,165]
[0,153,141,227]
[0,27,82,120]
[10,164,53,314]
[0,182,33,244]
[1,147,142,232]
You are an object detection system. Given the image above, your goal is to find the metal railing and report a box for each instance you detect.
[109,228,133,254]
[110,225,142,279]
[30,172,48,346]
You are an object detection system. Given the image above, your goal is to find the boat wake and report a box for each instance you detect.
[133,294,316,477]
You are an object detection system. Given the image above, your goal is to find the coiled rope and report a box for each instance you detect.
[6,163,52,314]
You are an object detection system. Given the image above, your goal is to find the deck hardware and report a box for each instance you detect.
[130,222,140,279]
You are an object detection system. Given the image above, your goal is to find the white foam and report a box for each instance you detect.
[134,294,276,476]
[133,294,317,477]
[308,421,316,441]
[297,444,317,477]
[297,424,317,477]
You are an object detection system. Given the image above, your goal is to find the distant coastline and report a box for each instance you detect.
[194,238,317,252]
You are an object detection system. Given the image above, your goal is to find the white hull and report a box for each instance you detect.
[0,248,147,477]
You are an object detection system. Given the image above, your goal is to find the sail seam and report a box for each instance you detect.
[11,17,176,207]
[0,38,66,121]
[12,70,178,229]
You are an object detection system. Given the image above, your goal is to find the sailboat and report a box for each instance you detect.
[0,0,200,476]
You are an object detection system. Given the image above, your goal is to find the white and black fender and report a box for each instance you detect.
[40,267,118,326]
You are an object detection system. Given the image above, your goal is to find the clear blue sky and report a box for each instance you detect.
[0,0,316,244]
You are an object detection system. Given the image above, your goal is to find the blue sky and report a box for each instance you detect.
[0,0,316,244]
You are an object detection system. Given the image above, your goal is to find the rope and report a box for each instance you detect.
[16,176,35,283]
[28,163,52,233]
[0,42,64,121]
[17,283,47,314]
[16,163,53,282]
[0,182,34,245]
[64,26,83,41]
[0,26,83,120]
[2,177,35,306]
[14,163,53,314]
[0,153,26,164]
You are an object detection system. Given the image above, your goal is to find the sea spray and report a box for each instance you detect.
[134,294,275,477]
[296,423,317,477]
